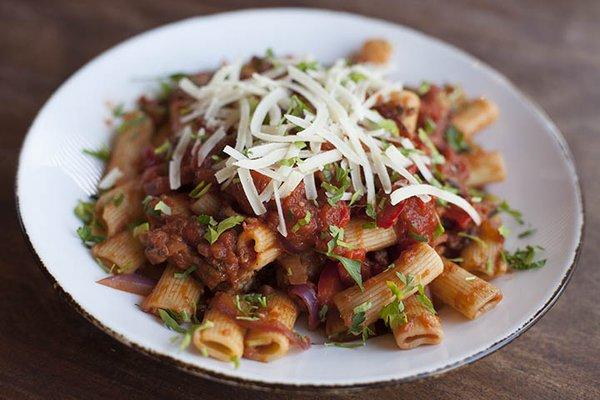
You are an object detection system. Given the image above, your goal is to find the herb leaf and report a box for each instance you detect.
[174,265,197,280]
[445,126,470,153]
[498,201,524,225]
[504,246,546,270]
[204,215,245,244]
[83,146,110,161]
[292,210,312,233]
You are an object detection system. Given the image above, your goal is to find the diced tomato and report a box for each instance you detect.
[443,204,474,230]
[318,201,351,229]
[393,197,440,247]
[377,201,407,228]
[250,170,271,193]
[317,264,343,305]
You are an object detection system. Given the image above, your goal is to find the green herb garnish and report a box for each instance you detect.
[498,200,524,225]
[189,181,212,199]
[445,126,470,153]
[83,145,110,161]
[504,246,546,270]
[174,265,197,280]
[292,210,312,233]
[518,228,537,238]
[204,215,245,244]
[378,119,399,136]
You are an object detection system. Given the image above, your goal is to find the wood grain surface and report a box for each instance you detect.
[1,1,598,399]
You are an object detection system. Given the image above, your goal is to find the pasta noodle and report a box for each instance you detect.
[141,265,203,316]
[465,150,507,187]
[193,307,245,361]
[451,98,499,139]
[333,243,443,327]
[430,259,502,319]
[391,295,443,349]
[74,39,533,364]
[344,219,397,252]
[106,111,153,183]
[92,230,145,273]
[96,181,144,236]
[244,291,299,362]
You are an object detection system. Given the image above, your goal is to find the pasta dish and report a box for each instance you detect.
[75,39,545,366]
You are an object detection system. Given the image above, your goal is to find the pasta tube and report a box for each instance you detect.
[430,259,503,319]
[392,295,443,349]
[193,307,245,362]
[244,291,299,362]
[141,265,203,317]
[92,230,145,273]
[333,243,443,327]
[451,98,499,139]
[344,219,398,252]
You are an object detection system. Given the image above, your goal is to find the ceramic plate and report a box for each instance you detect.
[16,8,584,390]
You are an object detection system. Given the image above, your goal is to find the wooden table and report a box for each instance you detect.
[2,1,598,398]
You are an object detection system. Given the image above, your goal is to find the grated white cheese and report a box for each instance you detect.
[167,53,479,224]
[98,167,123,190]
[390,184,481,225]
[168,126,193,190]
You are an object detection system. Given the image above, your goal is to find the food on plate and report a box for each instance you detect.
[76,39,546,365]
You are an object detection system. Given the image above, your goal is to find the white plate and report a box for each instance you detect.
[16,8,583,390]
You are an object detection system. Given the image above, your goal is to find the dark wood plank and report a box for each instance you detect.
[1,1,598,399]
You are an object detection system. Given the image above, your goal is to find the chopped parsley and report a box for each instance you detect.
[324,341,365,349]
[174,265,197,280]
[415,284,436,315]
[498,225,511,238]
[518,228,537,238]
[378,119,399,136]
[348,71,367,82]
[76,225,105,247]
[189,181,212,199]
[296,60,319,72]
[74,200,95,224]
[458,232,487,248]
[418,81,431,95]
[83,145,110,161]
[380,281,408,329]
[112,103,125,118]
[349,190,363,206]
[153,201,172,216]
[445,126,470,153]
[234,293,268,321]
[433,221,445,239]
[365,203,377,220]
[132,222,149,238]
[154,140,172,156]
[321,164,350,205]
[279,156,301,167]
[158,309,187,334]
[418,128,445,164]
[230,355,241,369]
[292,210,312,233]
[498,200,524,225]
[423,118,437,134]
[349,301,373,342]
[503,246,546,270]
[203,215,245,244]
[117,114,146,134]
[362,221,377,229]
[408,231,428,243]
[287,95,310,117]
[321,227,363,290]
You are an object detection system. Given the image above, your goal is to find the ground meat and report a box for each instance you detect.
[197,229,242,286]
[277,183,320,252]
[240,56,273,80]
[141,216,204,269]
[373,102,413,139]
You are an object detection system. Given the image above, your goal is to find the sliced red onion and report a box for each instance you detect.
[97,274,156,296]
[288,283,320,330]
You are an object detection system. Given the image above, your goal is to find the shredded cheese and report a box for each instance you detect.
[164,52,480,227]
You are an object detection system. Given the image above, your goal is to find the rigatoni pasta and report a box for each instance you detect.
[391,295,443,349]
[75,38,545,365]
[430,259,503,319]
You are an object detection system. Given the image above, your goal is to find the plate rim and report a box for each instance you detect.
[15,7,585,392]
